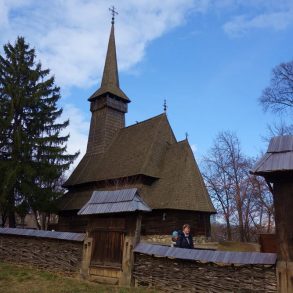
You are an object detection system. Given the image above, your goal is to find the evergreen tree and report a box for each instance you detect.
[0,37,79,228]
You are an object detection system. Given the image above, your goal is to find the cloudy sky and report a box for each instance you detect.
[1,0,293,168]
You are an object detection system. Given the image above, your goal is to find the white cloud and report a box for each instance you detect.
[221,0,293,37]
[0,0,33,27]
[223,11,293,36]
[61,104,89,172]
[0,0,197,89]
[1,0,292,88]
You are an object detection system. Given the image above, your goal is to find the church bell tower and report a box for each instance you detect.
[86,12,130,155]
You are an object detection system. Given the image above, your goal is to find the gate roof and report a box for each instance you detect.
[78,188,151,215]
[251,135,293,175]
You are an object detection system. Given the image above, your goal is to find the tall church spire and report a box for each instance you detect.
[101,23,119,89]
[89,11,130,103]
[86,12,130,155]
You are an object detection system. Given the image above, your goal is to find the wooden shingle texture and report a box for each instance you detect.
[62,114,215,213]
[251,135,293,175]
[88,23,129,103]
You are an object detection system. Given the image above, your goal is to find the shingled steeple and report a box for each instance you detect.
[88,21,129,102]
[86,18,130,155]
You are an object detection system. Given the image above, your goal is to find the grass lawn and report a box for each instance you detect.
[0,262,155,293]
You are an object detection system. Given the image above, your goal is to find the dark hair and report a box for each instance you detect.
[183,224,190,230]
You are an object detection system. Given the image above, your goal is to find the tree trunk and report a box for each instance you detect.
[21,216,25,228]
[1,209,7,227]
[8,211,16,228]
[40,212,48,230]
[8,193,16,228]
[226,218,232,241]
[32,210,41,230]
[259,206,263,231]
[267,211,272,233]
[236,203,245,242]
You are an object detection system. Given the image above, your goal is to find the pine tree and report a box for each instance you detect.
[0,37,79,228]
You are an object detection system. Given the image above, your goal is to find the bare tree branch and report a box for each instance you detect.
[260,61,293,114]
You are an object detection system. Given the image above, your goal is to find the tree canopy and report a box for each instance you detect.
[0,37,78,228]
[203,131,274,242]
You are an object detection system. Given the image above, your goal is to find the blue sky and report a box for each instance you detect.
[1,0,293,168]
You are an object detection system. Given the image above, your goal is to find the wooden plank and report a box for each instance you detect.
[141,210,211,236]
[90,231,124,266]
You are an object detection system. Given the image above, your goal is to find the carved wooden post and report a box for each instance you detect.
[80,233,93,278]
[273,178,293,293]
[251,136,293,293]
[120,213,142,286]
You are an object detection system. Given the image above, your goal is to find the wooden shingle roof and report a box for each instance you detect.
[251,135,293,175]
[140,140,216,212]
[64,114,175,186]
[62,114,215,213]
[88,23,129,103]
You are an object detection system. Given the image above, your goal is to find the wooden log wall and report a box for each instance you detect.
[57,210,88,232]
[0,235,83,274]
[141,210,211,236]
[133,254,277,293]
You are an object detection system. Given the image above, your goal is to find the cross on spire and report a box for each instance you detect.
[109,6,118,24]
[163,99,167,113]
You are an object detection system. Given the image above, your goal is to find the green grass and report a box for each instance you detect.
[0,262,155,293]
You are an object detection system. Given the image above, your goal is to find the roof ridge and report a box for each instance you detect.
[176,139,188,144]
[250,153,272,174]
[123,113,166,130]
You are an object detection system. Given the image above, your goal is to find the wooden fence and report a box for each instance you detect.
[133,253,277,292]
[0,230,84,274]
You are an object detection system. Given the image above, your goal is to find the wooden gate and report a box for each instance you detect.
[91,230,125,267]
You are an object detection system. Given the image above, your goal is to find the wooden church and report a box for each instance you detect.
[58,16,215,245]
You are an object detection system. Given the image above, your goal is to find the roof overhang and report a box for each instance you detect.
[251,135,293,177]
[77,188,152,216]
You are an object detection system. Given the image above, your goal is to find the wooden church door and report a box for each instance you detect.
[91,230,125,267]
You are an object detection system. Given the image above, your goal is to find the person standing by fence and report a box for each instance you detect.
[176,224,194,249]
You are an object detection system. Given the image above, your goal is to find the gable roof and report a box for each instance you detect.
[61,114,215,214]
[140,140,216,212]
[78,188,151,215]
[64,114,176,187]
[251,135,293,175]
